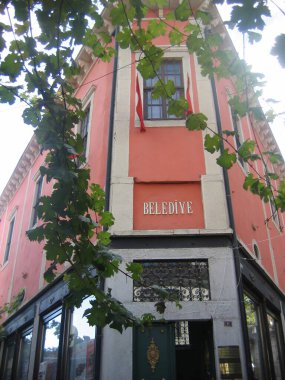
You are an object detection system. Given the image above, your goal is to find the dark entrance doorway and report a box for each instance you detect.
[133,320,215,380]
[175,320,215,380]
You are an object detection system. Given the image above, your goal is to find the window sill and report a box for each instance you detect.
[135,119,186,128]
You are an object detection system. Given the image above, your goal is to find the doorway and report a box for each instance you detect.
[133,320,216,380]
[175,321,215,380]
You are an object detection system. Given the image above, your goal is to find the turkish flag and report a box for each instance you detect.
[136,75,146,132]
[186,73,193,115]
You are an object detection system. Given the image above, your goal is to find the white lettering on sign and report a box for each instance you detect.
[143,201,193,215]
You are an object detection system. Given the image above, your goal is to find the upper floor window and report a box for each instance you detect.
[30,174,43,227]
[269,196,279,226]
[231,109,246,169]
[144,60,184,120]
[80,106,91,158]
[253,243,260,260]
[4,215,15,263]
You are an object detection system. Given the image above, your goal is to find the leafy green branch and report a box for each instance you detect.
[0,0,285,333]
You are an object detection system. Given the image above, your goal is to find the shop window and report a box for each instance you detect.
[67,298,96,380]
[1,337,16,380]
[0,289,96,379]
[267,313,283,380]
[38,308,62,380]
[144,60,184,120]
[3,215,15,263]
[133,260,210,302]
[243,291,285,379]
[17,327,33,379]
[30,174,44,227]
[243,294,264,379]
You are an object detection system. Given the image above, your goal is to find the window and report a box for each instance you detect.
[80,106,91,158]
[38,308,62,380]
[133,260,210,302]
[243,294,264,379]
[266,177,280,227]
[231,109,246,169]
[243,291,285,379]
[4,216,15,263]
[1,338,16,380]
[36,299,96,379]
[17,327,33,380]
[144,60,184,120]
[31,174,43,227]
[67,298,96,380]
[269,196,279,226]
[253,243,260,260]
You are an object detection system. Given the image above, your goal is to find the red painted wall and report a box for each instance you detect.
[215,76,285,290]
[0,53,114,312]
[128,23,206,230]
[134,183,204,230]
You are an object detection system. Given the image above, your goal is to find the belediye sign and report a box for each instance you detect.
[143,201,193,215]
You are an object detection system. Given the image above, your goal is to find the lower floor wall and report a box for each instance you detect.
[100,239,247,380]
[0,236,285,380]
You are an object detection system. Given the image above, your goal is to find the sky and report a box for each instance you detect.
[0,2,284,195]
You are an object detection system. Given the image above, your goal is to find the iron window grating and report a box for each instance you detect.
[133,260,210,302]
[175,321,190,346]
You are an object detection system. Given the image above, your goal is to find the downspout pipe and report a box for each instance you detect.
[210,74,252,379]
[94,28,119,380]
[105,31,119,212]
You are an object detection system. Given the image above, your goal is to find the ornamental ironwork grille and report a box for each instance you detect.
[175,321,190,346]
[133,260,210,302]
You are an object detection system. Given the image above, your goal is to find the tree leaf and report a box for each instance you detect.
[169,28,183,46]
[152,79,176,99]
[168,98,188,117]
[174,0,192,21]
[186,113,208,131]
[147,19,166,38]
[247,31,262,44]
[238,139,255,161]
[126,262,143,281]
[216,149,237,169]
[271,34,285,68]
[204,133,221,153]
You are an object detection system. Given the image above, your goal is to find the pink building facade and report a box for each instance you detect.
[0,2,285,379]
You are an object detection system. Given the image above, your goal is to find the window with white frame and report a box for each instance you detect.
[3,215,15,263]
[231,109,246,169]
[80,105,91,159]
[266,177,280,227]
[30,174,43,227]
[144,60,184,120]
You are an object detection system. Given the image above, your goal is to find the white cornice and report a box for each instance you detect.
[0,135,40,218]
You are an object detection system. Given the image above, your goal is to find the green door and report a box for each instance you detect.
[133,323,176,380]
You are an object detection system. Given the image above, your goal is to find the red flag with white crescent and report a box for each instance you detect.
[136,75,146,132]
[186,73,193,115]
